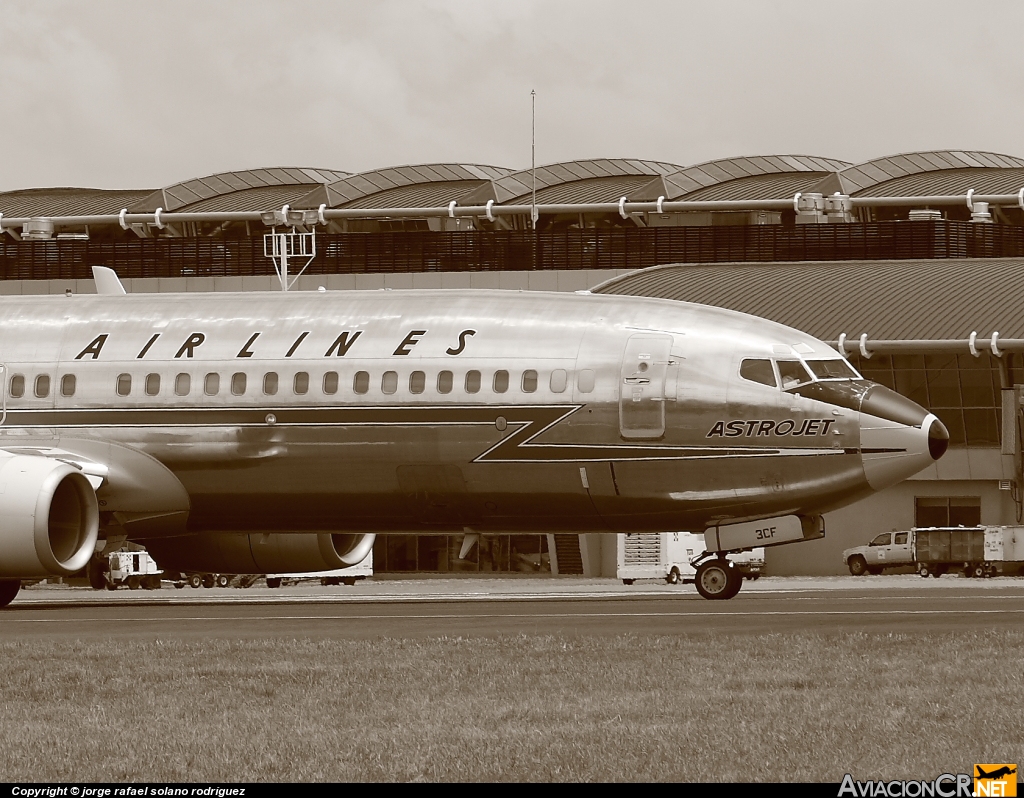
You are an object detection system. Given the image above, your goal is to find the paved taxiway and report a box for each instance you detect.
[4,576,1024,640]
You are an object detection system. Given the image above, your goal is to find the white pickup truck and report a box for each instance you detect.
[843,531,914,575]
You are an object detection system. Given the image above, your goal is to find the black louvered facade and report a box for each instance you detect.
[2,221,1023,280]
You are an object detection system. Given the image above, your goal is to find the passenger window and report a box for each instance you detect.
[294,372,309,395]
[116,373,131,397]
[204,373,220,396]
[231,373,247,396]
[410,371,425,394]
[522,370,538,393]
[740,359,777,388]
[323,371,338,395]
[550,369,568,393]
[382,371,398,394]
[578,370,595,393]
[493,370,509,393]
[778,360,813,389]
[175,373,191,396]
[35,375,50,398]
[869,533,890,547]
[145,373,160,396]
[10,374,25,398]
[264,372,279,396]
[61,374,76,397]
[437,371,453,394]
[353,371,369,395]
[895,533,908,545]
[465,370,481,393]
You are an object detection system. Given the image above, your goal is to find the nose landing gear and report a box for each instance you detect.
[693,556,743,600]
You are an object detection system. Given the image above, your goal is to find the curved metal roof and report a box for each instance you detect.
[129,168,350,212]
[295,164,512,209]
[165,184,330,214]
[630,155,851,201]
[0,187,155,217]
[826,151,1024,196]
[464,159,683,205]
[593,258,1024,340]
[852,167,1024,198]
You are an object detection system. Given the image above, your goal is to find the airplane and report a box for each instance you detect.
[976,766,1017,780]
[0,267,948,605]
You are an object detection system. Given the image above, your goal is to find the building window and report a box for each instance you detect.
[205,373,220,396]
[849,353,1001,448]
[116,373,131,397]
[915,496,981,528]
[294,372,309,395]
[175,373,191,396]
[263,372,279,396]
[323,371,338,395]
[231,373,247,396]
[353,371,369,395]
[145,373,160,396]
[10,375,25,398]
[61,374,76,397]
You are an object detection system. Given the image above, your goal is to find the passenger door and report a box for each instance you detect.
[866,532,892,565]
[892,531,913,564]
[619,334,673,440]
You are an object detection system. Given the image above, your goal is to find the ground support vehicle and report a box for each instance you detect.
[843,530,914,575]
[913,527,989,578]
[92,550,163,591]
[265,551,373,588]
[915,526,1024,578]
[617,532,764,586]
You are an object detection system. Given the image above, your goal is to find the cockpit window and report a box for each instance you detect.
[806,359,859,380]
[777,360,813,389]
[740,359,777,388]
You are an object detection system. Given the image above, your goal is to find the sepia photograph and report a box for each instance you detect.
[0,0,1022,788]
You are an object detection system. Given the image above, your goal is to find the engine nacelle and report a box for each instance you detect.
[0,454,100,578]
[146,532,375,574]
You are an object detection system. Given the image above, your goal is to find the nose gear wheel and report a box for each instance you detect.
[694,558,742,600]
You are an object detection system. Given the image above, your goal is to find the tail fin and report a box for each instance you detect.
[92,266,127,296]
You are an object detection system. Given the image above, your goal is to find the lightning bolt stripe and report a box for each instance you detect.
[0,404,852,463]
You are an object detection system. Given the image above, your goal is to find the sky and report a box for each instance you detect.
[2,0,1024,191]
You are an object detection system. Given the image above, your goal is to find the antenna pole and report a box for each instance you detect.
[531,89,537,231]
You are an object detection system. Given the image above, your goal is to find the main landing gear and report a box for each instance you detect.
[693,556,743,600]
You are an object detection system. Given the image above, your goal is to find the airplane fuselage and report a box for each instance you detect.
[0,288,945,549]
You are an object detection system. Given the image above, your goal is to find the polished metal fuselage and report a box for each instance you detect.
[0,288,890,539]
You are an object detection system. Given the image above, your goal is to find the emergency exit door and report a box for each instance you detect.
[619,335,673,440]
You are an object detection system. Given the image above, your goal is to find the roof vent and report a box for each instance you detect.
[22,218,54,240]
[970,201,993,223]
[909,209,942,222]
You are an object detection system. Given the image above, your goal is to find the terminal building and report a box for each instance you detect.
[3,150,1024,577]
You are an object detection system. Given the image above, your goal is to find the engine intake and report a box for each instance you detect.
[0,454,100,577]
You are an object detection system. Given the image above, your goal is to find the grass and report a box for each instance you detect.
[0,632,1021,782]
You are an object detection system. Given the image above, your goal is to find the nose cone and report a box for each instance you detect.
[858,384,947,491]
[929,418,949,460]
